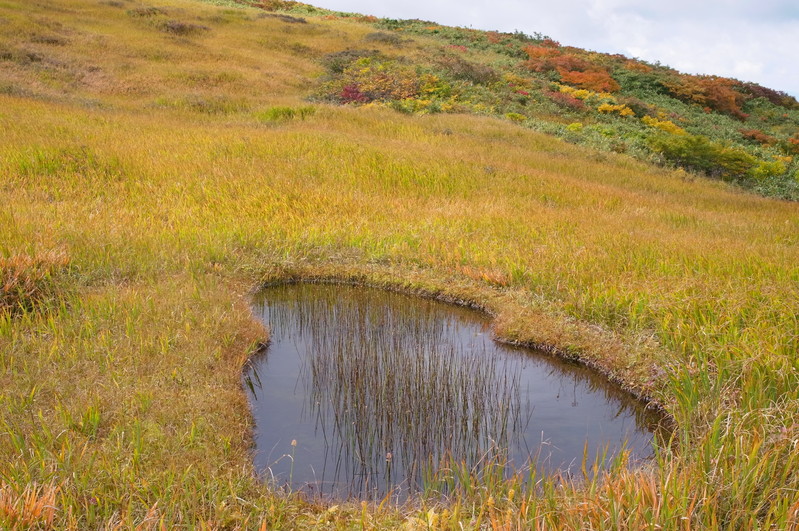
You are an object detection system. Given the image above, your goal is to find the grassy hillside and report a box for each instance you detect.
[254,1,799,201]
[1,0,798,528]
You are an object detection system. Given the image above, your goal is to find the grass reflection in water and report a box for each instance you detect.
[245,284,662,501]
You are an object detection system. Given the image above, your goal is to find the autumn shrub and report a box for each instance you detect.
[545,90,586,112]
[557,85,594,101]
[505,112,525,122]
[783,135,799,155]
[641,115,687,135]
[618,95,658,118]
[434,53,497,85]
[523,43,574,73]
[0,250,70,316]
[750,160,787,180]
[321,49,380,74]
[597,102,634,117]
[559,68,620,93]
[325,57,421,104]
[742,82,799,109]
[739,128,777,146]
[523,44,620,92]
[664,75,748,120]
[339,83,368,103]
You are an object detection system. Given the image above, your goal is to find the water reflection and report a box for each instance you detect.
[244,283,665,500]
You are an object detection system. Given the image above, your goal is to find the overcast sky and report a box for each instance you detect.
[311,0,799,98]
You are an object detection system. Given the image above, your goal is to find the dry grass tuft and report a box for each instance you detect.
[159,20,210,36]
[0,249,69,316]
[0,483,59,529]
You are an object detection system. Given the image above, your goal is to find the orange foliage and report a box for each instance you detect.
[559,69,620,93]
[739,129,777,146]
[523,44,560,71]
[665,75,748,120]
[525,48,591,74]
[625,60,652,73]
[524,45,619,92]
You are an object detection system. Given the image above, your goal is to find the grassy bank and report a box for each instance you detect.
[1,0,798,528]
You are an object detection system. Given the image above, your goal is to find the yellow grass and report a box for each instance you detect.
[1,0,798,527]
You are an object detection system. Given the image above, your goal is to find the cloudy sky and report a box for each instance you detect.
[311,0,799,98]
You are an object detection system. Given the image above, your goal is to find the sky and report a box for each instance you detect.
[310,0,799,98]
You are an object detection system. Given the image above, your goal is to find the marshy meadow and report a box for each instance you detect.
[1,0,798,528]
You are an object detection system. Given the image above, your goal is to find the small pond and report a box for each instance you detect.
[244,283,666,500]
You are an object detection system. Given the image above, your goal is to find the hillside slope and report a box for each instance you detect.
[238,0,799,200]
[1,0,798,528]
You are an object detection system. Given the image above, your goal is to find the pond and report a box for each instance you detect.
[244,283,666,501]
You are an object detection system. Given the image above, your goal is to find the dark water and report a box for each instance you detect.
[244,283,666,501]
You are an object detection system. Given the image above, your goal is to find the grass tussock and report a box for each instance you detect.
[255,104,315,122]
[0,0,798,527]
[0,249,69,317]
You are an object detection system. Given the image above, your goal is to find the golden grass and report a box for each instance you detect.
[1,0,798,527]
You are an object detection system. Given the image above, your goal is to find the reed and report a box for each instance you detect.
[251,284,531,499]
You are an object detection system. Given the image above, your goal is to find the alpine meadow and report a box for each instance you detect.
[1,0,798,528]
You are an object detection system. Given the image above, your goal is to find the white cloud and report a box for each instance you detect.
[310,0,799,97]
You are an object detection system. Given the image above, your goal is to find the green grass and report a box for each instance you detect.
[1,0,798,528]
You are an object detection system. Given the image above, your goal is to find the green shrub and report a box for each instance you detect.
[750,160,787,180]
[649,133,758,180]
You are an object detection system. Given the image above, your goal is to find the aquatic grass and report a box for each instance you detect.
[250,284,543,499]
